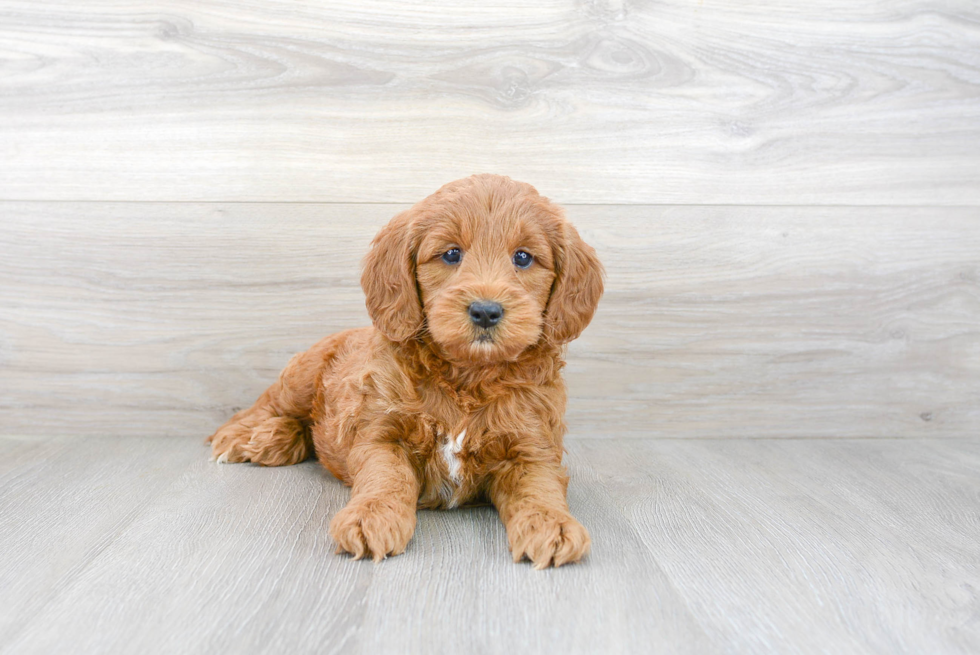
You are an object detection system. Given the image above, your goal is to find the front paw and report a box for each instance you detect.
[329,498,416,562]
[506,508,591,569]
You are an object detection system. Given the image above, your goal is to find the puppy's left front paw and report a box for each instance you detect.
[507,509,591,569]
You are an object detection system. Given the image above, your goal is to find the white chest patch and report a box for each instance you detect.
[440,428,466,485]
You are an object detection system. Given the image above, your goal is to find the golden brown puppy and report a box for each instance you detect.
[209,174,603,568]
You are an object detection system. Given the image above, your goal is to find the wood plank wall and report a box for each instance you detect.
[1,0,978,438]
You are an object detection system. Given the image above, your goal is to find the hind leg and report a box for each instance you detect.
[209,403,311,466]
[209,340,329,466]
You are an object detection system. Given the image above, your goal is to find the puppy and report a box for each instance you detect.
[209,174,603,568]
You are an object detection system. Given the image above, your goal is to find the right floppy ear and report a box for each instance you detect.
[360,210,424,342]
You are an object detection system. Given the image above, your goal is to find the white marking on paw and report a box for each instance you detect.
[215,452,229,464]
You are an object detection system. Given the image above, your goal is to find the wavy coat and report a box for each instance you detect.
[209,174,604,568]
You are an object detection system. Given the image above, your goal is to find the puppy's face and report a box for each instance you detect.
[414,197,557,362]
[362,175,603,363]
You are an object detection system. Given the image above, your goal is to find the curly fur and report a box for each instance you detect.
[209,174,604,568]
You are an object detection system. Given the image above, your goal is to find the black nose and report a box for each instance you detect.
[468,300,504,328]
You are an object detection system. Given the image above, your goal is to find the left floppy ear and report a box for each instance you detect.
[544,221,604,344]
[361,210,424,342]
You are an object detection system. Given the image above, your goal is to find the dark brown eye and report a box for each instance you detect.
[513,250,532,269]
[442,248,462,265]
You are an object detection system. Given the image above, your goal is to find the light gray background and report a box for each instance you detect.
[1,1,978,653]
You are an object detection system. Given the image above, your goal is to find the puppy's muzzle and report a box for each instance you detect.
[468,300,504,329]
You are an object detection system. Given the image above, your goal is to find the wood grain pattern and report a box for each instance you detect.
[0,436,202,643]
[2,202,978,439]
[0,0,978,204]
[0,437,711,655]
[570,438,980,654]
[2,435,978,654]
[2,1,977,651]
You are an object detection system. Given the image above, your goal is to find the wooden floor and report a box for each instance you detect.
[1,435,978,655]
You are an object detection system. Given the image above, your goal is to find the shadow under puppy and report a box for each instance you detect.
[209,174,604,568]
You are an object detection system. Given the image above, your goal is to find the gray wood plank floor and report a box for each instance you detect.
[1,435,978,655]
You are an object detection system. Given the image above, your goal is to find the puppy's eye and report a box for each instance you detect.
[441,248,462,265]
[512,250,533,269]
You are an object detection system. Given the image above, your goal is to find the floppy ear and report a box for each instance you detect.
[361,210,424,342]
[544,222,604,344]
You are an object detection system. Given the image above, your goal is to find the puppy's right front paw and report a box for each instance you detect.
[329,499,417,562]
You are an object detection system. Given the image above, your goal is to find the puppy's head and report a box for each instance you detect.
[362,174,603,363]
